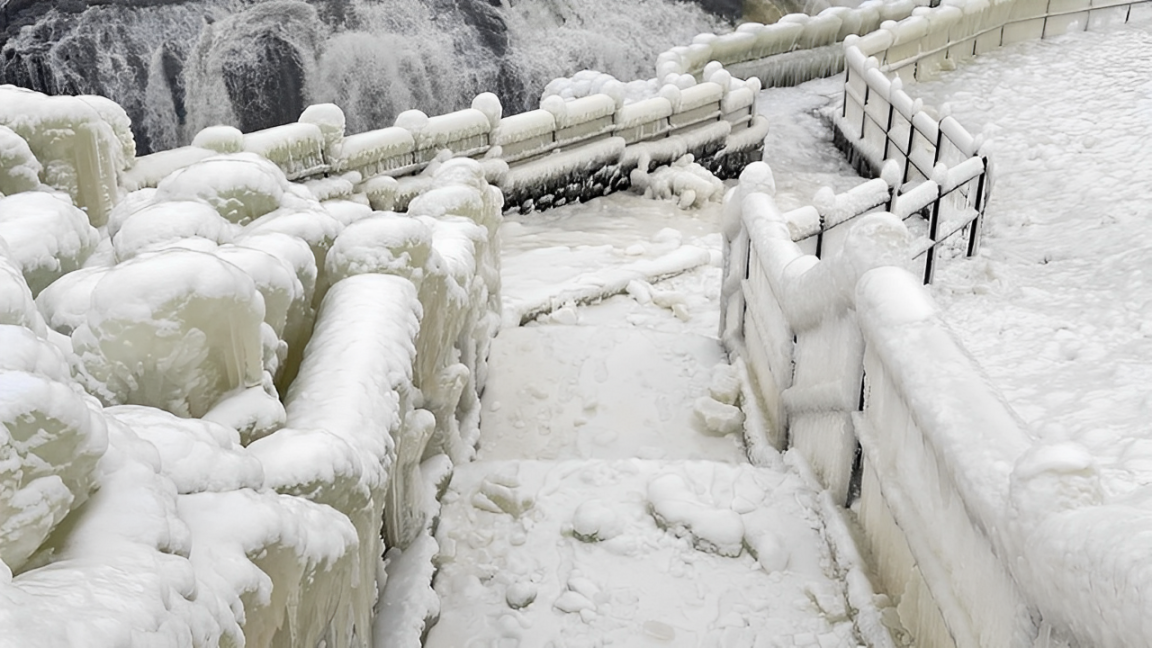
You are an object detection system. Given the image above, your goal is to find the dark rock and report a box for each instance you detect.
[688,0,744,22]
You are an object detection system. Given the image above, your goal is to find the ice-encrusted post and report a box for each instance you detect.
[722,160,914,501]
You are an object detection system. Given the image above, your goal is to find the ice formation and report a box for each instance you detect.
[0,76,507,645]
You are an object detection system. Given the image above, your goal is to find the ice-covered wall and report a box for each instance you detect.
[0,94,503,644]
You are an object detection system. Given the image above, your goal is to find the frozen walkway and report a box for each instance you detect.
[911,17,1152,497]
[424,196,861,647]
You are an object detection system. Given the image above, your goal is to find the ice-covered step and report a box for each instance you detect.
[426,459,856,648]
[478,325,744,462]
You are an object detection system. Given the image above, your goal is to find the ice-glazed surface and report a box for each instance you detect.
[71,249,266,417]
[912,19,1152,498]
[0,192,99,295]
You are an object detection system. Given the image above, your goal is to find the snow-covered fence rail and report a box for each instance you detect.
[724,163,1152,648]
[128,81,768,217]
[656,0,926,87]
[721,167,1036,648]
[763,152,986,284]
[860,0,1152,82]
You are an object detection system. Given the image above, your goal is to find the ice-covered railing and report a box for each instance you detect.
[721,164,1022,648]
[125,76,768,217]
[778,151,986,284]
[833,0,1151,180]
[853,0,1152,83]
[725,163,1152,648]
[0,81,502,645]
[655,0,927,87]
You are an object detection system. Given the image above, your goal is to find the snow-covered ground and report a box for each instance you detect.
[912,17,1152,499]
[427,196,862,647]
[423,79,881,646]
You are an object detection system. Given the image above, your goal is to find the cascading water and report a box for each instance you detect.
[1,0,733,154]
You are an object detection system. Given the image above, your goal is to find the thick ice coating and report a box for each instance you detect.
[0,192,99,295]
[0,125,42,196]
[71,249,265,418]
[0,370,108,571]
[155,153,289,225]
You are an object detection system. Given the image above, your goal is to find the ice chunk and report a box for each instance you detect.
[694,396,746,436]
[709,363,742,405]
[0,192,99,295]
[647,472,745,556]
[0,370,108,571]
[71,249,265,417]
[0,125,42,195]
[155,153,289,225]
[107,405,263,493]
[111,200,234,261]
[632,153,724,209]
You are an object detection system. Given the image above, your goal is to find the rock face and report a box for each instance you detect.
[0,0,732,154]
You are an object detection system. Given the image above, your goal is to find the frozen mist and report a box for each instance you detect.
[0,0,731,153]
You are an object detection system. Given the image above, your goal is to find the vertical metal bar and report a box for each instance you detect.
[924,191,942,284]
[967,160,989,257]
[845,370,868,507]
[843,66,850,119]
[883,101,895,161]
[933,116,945,166]
[861,85,870,139]
[903,108,917,184]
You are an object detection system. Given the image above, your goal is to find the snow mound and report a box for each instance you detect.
[191,125,244,154]
[111,200,234,261]
[35,267,109,336]
[0,192,99,295]
[325,214,432,286]
[571,499,625,542]
[647,472,745,556]
[0,125,42,195]
[631,153,725,209]
[0,369,108,571]
[0,247,48,337]
[107,405,263,494]
[155,153,289,225]
[0,85,132,227]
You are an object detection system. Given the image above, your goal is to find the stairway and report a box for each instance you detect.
[424,253,862,646]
